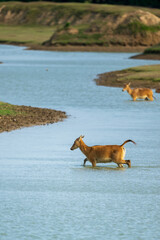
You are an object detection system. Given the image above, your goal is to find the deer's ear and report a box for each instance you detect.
[128,82,131,86]
[79,135,84,140]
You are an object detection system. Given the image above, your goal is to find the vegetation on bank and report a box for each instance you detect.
[48,20,160,46]
[0,102,20,116]
[115,21,160,35]
[95,64,160,88]
[132,42,160,59]
[121,65,160,82]
[0,102,67,133]
[144,44,160,54]
[0,0,159,9]
[0,25,54,45]
[0,2,160,48]
[3,1,159,21]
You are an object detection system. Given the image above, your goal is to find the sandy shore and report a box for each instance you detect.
[0,104,67,133]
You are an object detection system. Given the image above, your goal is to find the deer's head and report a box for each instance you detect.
[70,135,84,150]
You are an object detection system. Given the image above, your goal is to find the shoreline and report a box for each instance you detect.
[2,42,160,60]
[26,44,147,53]
[26,45,160,60]
[95,66,160,89]
[131,53,160,60]
[1,42,146,53]
[0,103,67,133]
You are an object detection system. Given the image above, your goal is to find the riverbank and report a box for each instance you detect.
[131,53,160,60]
[95,64,160,88]
[27,44,160,60]
[0,2,160,53]
[0,102,67,133]
[131,44,160,60]
[26,43,147,53]
[1,42,160,60]
[0,41,147,53]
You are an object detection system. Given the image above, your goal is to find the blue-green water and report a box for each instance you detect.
[0,45,160,240]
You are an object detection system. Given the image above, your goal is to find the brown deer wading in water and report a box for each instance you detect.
[70,136,136,168]
[122,83,154,101]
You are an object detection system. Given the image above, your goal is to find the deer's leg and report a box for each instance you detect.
[117,164,124,168]
[149,95,154,101]
[113,154,131,168]
[112,149,131,168]
[83,158,88,166]
[91,159,96,167]
[115,159,131,168]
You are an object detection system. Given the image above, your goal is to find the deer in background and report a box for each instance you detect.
[70,135,136,168]
[122,83,154,101]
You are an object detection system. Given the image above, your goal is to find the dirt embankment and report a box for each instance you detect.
[0,104,67,133]
[0,3,160,48]
[43,9,160,48]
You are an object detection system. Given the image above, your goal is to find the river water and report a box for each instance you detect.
[0,45,160,240]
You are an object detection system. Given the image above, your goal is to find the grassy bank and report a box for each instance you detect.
[0,2,160,50]
[0,102,67,133]
[144,44,160,54]
[132,43,160,59]
[0,25,54,45]
[95,64,160,88]
[1,2,160,20]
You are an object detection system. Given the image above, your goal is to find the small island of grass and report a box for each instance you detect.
[0,102,67,133]
[95,64,160,89]
[132,44,160,60]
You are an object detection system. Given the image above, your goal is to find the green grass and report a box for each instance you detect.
[2,1,160,16]
[0,2,160,46]
[116,21,160,35]
[0,2,160,47]
[53,31,105,45]
[118,65,160,82]
[0,25,54,44]
[0,102,18,116]
[144,44,160,54]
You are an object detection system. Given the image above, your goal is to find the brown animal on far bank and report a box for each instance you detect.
[70,135,136,168]
[122,83,154,101]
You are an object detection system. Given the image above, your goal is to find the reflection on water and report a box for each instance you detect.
[0,45,160,240]
[76,165,127,171]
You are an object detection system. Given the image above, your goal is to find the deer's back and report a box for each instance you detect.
[90,145,123,159]
[132,88,152,97]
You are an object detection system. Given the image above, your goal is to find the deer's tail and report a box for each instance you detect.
[120,139,136,147]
